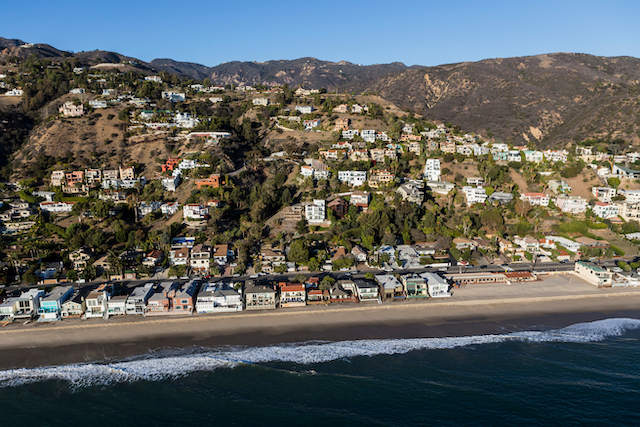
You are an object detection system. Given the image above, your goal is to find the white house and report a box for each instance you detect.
[419,272,451,297]
[89,99,108,109]
[592,202,619,219]
[295,105,313,114]
[161,175,181,192]
[554,196,587,214]
[161,202,180,215]
[305,199,326,225]
[183,204,208,220]
[618,190,640,204]
[592,187,616,203]
[39,201,75,213]
[337,171,367,187]
[524,150,544,163]
[547,236,581,252]
[574,261,613,287]
[462,186,487,206]
[423,159,441,181]
[162,91,186,102]
[520,193,550,207]
[196,282,243,313]
[126,283,155,315]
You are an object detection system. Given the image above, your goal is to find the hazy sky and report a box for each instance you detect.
[4,0,640,67]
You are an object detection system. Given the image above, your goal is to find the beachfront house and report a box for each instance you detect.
[574,261,613,287]
[375,274,404,299]
[84,284,113,319]
[279,283,306,307]
[170,279,199,315]
[106,295,128,317]
[244,284,278,310]
[60,291,86,318]
[146,281,179,315]
[11,289,45,320]
[126,283,155,315]
[402,275,429,298]
[196,282,243,313]
[37,285,74,322]
[353,279,380,302]
[420,272,451,298]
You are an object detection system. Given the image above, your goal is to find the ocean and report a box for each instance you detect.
[1,318,639,426]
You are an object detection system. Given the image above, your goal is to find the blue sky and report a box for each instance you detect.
[4,0,640,67]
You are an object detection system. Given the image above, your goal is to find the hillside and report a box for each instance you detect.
[6,36,640,149]
[347,53,640,147]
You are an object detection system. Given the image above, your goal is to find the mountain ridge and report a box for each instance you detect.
[4,36,640,146]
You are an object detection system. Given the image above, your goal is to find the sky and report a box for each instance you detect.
[4,0,640,67]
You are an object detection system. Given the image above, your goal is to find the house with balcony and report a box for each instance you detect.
[37,285,74,322]
[170,279,199,315]
[520,193,550,207]
[554,196,587,214]
[305,199,326,225]
[146,281,180,315]
[420,272,451,297]
[338,171,367,187]
[142,250,165,267]
[462,186,487,206]
[574,261,613,287]
[592,187,616,203]
[213,244,233,265]
[126,283,155,315]
[69,247,92,271]
[280,283,306,307]
[245,284,278,310]
[592,202,619,219]
[353,279,379,301]
[190,244,212,272]
[369,170,395,188]
[84,284,113,319]
[60,291,86,318]
[196,282,243,313]
[106,294,129,317]
[169,247,190,266]
[401,275,429,298]
[183,204,208,220]
[423,159,441,181]
[327,198,348,219]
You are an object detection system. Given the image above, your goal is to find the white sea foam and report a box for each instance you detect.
[1,318,638,389]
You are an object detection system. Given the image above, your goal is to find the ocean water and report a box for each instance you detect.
[1,318,640,426]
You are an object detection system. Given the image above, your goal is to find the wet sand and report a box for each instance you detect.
[1,277,640,369]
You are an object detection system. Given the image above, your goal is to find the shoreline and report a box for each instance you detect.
[1,287,640,370]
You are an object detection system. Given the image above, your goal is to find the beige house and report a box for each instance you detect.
[69,247,92,271]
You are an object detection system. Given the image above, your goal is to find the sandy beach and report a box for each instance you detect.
[1,274,640,370]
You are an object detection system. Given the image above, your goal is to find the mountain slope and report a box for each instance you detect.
[350,53,640,146]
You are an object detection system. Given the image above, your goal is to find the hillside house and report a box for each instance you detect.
[59,102,84,117]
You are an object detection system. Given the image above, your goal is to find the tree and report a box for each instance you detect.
[288,239,310,264]
[365,272,375,280]
[308,257,320,272]
[515,200,532,217]
[607,177,621,189]
[66,269,78,282]
[319,276,335,290]
[296,219,308,234]
[293,274,307,283]
[80,265,97,282]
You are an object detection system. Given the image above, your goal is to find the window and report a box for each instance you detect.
[182,299,188,304]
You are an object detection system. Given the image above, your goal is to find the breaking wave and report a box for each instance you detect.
[1,318,639,389]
